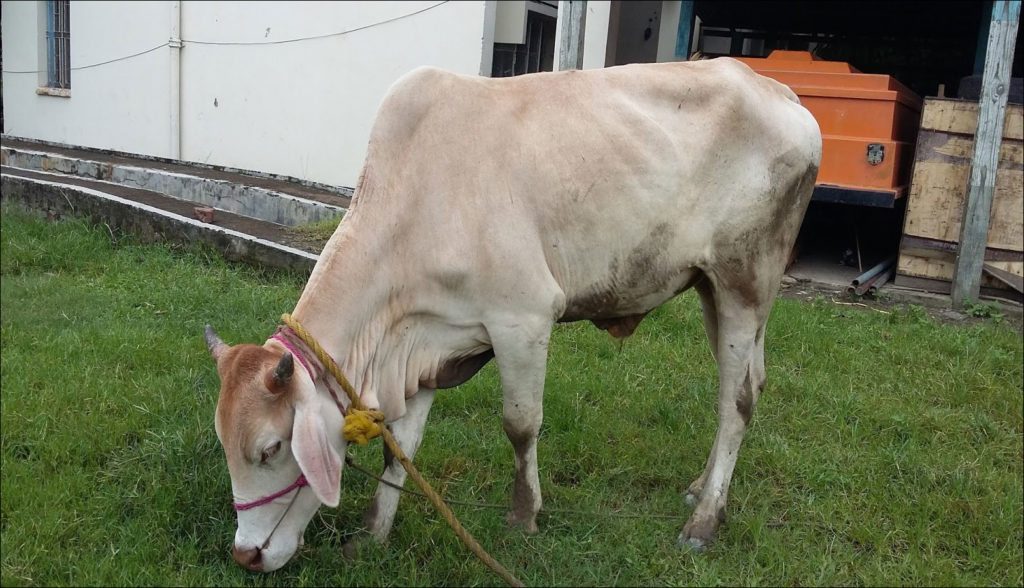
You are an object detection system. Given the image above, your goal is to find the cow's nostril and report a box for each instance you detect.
[231,544,263,570]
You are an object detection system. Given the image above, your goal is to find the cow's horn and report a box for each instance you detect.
[273,352,294,386]
[204,325,227,360]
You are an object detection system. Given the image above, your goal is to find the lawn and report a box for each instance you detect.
[1,204,1022,587]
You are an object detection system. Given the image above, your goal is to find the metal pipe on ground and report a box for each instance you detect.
[849,270,879,295]
[848,264,895,296]
[864,268,897,295]
[851,255,897,287]
[866,267,895,296]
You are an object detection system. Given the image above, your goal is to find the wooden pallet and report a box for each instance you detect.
[896,98,1023,298]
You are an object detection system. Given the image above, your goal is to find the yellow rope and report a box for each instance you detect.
[342,409,385,445]
[280,313,525,588]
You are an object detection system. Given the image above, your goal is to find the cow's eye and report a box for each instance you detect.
[260,441,281,464]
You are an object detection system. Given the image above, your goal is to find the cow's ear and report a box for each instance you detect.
[291,397,341,507]
[204,325,228,361]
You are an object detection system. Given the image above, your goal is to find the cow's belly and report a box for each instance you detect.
[547,212,708,320]
[557,265,702,336]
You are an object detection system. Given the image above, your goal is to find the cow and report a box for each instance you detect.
[204,57,821,573]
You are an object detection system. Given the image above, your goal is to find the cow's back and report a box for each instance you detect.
[350,59,821,320]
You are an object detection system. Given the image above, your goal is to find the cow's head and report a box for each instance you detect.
[204,325,346,572]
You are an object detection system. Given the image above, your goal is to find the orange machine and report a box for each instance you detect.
[735,50,922,207]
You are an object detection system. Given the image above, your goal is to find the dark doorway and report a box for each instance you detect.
[492,10,557,77]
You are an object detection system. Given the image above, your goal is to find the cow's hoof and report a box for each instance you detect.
[684,492,699,508]
[340,535,370,561]
[340,540,359,561]
[677,534,709,553]
[679,510,721,553]
[505,511,539,535]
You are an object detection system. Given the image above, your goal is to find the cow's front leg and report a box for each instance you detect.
[342,389,435,557]
[489,315,553,535]
[679,298,767,552]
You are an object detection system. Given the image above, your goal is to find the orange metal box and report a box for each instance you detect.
[736,51,923,203]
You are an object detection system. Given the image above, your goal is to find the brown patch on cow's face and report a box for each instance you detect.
[214,344,296,473]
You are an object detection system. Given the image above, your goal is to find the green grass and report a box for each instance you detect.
[284,215,344,251]
[2,204,1022,587]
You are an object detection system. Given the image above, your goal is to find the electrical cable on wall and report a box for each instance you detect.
[185,0,449,46]
[1,1,450,74]
[2,43,169,74]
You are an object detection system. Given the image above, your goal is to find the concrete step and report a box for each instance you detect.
[1,163,321,274]
[1,137,349,227]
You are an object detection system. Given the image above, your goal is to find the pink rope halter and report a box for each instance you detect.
[271,328,347,415]
[270,331,317,381]
[233,474,308,511]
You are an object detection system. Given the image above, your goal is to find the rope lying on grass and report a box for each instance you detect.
[280,313,524,587]
[342,455,689,521]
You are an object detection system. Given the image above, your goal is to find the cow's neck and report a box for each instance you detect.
[288,207,402,413]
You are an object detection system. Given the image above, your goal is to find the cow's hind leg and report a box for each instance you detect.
[679,283,769,552]
[342,389,435,557]
[488,315,553,534]
[685,276,720,507]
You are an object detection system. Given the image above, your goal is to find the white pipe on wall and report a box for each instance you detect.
[169,1,182,159]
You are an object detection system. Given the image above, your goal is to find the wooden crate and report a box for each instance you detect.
[896,98,1023,297]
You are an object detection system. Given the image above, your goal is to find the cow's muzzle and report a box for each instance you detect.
[232,544,263,571]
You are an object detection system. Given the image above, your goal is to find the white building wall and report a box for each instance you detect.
[581,1,613,69]
[3,1,493,188]
[179,1,491,187]
[656,0,684,62]
[2,1,175,157]
[3,1,681,189]
[494,0,528,44]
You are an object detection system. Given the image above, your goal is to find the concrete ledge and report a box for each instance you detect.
[1,134,352,198]
[1,174,319,274]
[1,146,344,227]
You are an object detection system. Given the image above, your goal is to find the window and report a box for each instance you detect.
[45,0,71,90]
[492,10,556,77]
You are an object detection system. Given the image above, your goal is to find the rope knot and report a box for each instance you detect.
[343,409,386,445]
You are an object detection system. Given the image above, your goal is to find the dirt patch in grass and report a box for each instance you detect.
[278,216,342,253]
[779,276,1023,331]
[278,231,330,253]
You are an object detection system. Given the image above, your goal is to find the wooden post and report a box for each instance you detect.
[951,0,1020,309]
[558,1,587,70]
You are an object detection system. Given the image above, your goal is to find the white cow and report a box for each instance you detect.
[205,57,821,572]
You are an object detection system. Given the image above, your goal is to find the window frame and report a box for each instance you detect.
[40,0,71,94]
